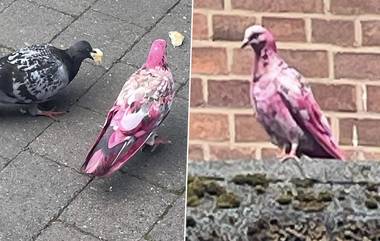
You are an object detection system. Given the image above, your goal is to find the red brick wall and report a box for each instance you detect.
[189,0,380,161]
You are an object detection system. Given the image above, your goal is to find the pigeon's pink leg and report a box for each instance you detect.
[279,143,307,178]
[279,143,300,163]
[37,110,66,121]
[276,146,287,158]
[26,104,65,121]
[144,133,172,152]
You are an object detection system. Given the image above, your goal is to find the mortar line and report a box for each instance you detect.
[72,0,182,107]
[27,0,77,18]
[27,149,87,176]
[90,8,145,29]
[127,172,185,196]
[0,0,17,14]
[31,177,94,241]
[49,0,101,44]
[0,120,55,173]
[56,220,108,241]
[142,194,184,240]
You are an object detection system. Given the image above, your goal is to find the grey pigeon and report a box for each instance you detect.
[0,41,103,118]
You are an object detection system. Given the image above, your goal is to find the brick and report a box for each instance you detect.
[235,114,269,142]
[335,53,380,80]
[310,83,356,112]
[340,119,380,146]
[190,78,204,107]
[367,85,380,112]
[362,21,380,46]
[189,113,230,141]
[331,0,380,15]
[192,47,228,75]
[280,50,329,78]
[344,149,380,161]
[208,80,250,107]
[261,147,279,159]
[232,0,323,13]
[231,48,254,75]
[194,0,224,9]
[212,15,256,41]
[262,17,306,42]
[312,19,355,46]
[193,13,208,40]
[209,145,255,160]
[188,144,204,161]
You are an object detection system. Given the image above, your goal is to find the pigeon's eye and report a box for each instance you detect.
[86,48,91,52]
[249,33,260,41]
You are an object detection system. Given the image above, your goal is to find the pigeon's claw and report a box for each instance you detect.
[279,143,299,163]
[37,110,65,121]
[144,134,171,152]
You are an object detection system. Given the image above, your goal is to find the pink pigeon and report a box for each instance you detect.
[81,39,175,176]
[241,25,344,160]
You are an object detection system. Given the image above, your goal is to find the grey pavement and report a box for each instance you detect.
[0,0,190,240]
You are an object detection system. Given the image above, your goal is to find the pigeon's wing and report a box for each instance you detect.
[0,45,68,104]
[82,67,174,176]
[277,67,344,160]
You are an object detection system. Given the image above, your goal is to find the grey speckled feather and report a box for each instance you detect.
[0,41,100,110]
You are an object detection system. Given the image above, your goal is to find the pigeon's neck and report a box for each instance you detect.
[65,50,85,81]
[253,46,281,82]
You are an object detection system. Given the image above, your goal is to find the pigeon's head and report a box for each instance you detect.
[241,25,277,54]
[68,41,103,65]
[145,39,168,69]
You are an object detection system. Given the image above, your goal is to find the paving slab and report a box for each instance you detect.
[0,151,89,241]
[45,62,107,110]
[0,0,14,13]
[52,9,145,68]
[0,0,73,49]
[122,0,192,85]
[36,221,100,241]
[177,81,189,100]
[78,63,138,114]
[147,195,185,241]
[121,97,188,192]
[60,173,177,241]
[0,62,103,161]
[0,108,52,160]
[30,0,97,16]
[29,106,105,170]
[0,157,8,169]
[92,0,178,29]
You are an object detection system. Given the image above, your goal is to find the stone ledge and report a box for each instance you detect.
[186,157,380,240]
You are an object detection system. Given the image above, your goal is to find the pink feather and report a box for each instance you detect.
[243,25,344,160]
[81,39,175,176]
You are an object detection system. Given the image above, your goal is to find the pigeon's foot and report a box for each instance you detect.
[144,133,171,152]
[26,104,65,121]
[37,110,65,121]
[279,153,300,163]
[276,147,288,158]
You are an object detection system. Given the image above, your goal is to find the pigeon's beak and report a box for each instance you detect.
[91,48,103,65]
[241,39,249,49]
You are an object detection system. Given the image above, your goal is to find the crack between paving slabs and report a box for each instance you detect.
[27,148,87,176]
[56,220,109,241]
[0,0,17,14]
[142,194,184,241]
[73,0,182,111]
[127,172,186,195]
[90,8,145,30]
[31,176,95,241]
[27,0,77,18]
[48,0,101,44]
[0,120,55,172]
